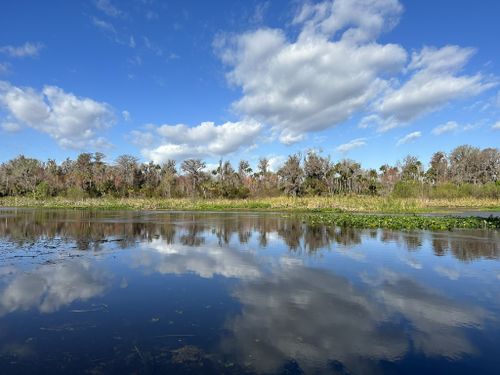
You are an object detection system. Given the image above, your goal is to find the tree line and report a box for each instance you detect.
[0,144,498,199]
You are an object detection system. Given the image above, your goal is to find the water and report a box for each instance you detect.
[0,208,499,374]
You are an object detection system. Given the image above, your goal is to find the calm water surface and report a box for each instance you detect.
[0,209,499,374]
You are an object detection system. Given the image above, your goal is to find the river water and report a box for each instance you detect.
[0,209,499,374]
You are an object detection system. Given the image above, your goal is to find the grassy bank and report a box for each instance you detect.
[1,196,498,230]
[0,196,498,213]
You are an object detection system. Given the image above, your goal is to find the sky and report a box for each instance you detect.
[0,0,499,171]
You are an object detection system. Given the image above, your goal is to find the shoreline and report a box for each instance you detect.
[1,197,499,230]
[0,196,498,213]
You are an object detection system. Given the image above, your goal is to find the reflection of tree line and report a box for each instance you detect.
[380,229,500,261]
[431,232,500,261]
[0,210,498,261]
[0,210,176,251]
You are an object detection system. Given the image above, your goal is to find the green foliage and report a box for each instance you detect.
[427,182,499,199]
[232,186,251,199]
[304,213,500,231]
[391,181,500,199]
[392,181,423,198]
[34,181,51,199]
[65,187,88,200]
[0,145,498,201]
[303,178,328,196]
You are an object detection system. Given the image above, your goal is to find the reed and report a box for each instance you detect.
[0,196,498,213]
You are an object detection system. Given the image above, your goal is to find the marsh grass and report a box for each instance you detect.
[0,196,498,213]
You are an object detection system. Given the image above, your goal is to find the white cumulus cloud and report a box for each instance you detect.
[136,120,262,163]
[294,0,403,43]
[216,0,407,144]
[375,45,496,131]
[0,81,115,149]
[216,1,495,140]
[396,131,421,146]
[492,121,500,130]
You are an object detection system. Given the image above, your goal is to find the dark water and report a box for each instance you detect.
[0,209,499,374]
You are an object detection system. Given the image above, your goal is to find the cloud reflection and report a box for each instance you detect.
[223,265,486,373]
[134,239,262,279]
[0,260,110,315]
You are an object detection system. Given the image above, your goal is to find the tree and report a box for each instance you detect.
[74,153,94,193]
[258,158,269,176]
[238,160,252,180]
[400,155,423,181]
[427,151,448,184]
[115,155,139,195]
[278,154,303,196]
[379,164,400,194]
[254,157,278,196]
[0,145,498,200]
[366,169,379,195]
[141,161,161,196]
[181,159,206,196]
[43,159,61,196]
[92,152,109,195]
[4,156,43,196]
[449,145,481,184]
[478,148,500,183]
[159,160,177,198]
[303,151,330,195]
[211,160,243,198]
[329,159,362,194]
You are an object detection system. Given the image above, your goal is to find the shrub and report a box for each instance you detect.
[34,181,51,199]
[65,187,88,200]
[392,181,422,198]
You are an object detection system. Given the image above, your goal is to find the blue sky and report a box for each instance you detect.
[0,0,499,170]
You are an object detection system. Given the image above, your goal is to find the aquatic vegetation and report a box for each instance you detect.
[302,213,500,231]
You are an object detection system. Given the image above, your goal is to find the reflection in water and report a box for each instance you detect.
[135,240,261,279]
[0,259,109,315]
[430,233,500,261]
[223,265,485,374]
[0,209,498,261]
[366,270,485,357]
[0,209,499,374]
